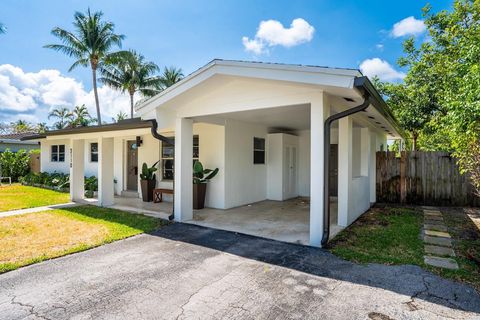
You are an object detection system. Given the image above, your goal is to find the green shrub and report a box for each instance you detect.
[0,149,30,182]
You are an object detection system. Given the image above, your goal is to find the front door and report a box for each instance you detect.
[284,145,297,199]
[127,140,138,191]
[329,144,338,196]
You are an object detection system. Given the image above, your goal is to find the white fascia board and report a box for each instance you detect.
[136,59,361,117]
[45,128,152,141]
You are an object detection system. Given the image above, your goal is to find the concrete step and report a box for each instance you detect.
[120,191,140,198]
[424,255,459,270]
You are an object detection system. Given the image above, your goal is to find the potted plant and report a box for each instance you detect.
[193,161,219,209]
[140,161,159,202]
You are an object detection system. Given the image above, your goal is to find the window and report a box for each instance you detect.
[161,136,199,180]
[90,143,98,162]
[51,144,65,162]
[253,137,265,164]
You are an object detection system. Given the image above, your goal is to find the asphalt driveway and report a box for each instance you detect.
[1,223,479,319]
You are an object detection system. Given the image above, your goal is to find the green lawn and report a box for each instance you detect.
[0,205,167,273]
[0,184,70,212]
[329,206,480,290]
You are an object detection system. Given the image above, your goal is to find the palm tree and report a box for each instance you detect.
[44,9,124,124]
[113,111,128,122]
[70,104,93,127]
[10,120,33,133]
[100,50,161,118]
[159,66,184,89]
[48,107,73,130]
[36,122,49,133]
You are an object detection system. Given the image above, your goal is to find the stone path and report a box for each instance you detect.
[0,202,79,218]
[422,207,459,270]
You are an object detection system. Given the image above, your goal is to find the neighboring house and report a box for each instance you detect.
[0,132,39,152]
[25,60,403,247]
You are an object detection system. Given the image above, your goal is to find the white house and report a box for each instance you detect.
[27,60,403,247]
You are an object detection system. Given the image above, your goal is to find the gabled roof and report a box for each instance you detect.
[135,59,363,114]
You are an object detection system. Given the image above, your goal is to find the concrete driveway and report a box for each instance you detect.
[0,223,479,320]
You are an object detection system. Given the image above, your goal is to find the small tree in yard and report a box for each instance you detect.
[0,149,30,182]
[455,135,480,197]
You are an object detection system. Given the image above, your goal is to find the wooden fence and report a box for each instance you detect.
[29,153,40,173]
[376,151,479,206]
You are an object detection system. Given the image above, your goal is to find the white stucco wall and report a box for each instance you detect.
[40,139,71,174]
[224,119,268,208]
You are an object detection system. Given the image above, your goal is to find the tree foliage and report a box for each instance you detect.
[379,0,480,192]
[45,9,124,124]
[0,149,30,182]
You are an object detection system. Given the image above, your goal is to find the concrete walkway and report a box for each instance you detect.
[0,202,79,218]
[422,207,459,270]
[1,223,479,319]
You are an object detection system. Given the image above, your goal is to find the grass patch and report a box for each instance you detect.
[329,207,424,265]
[0,205,167,273]
[0,184,70,212]
[329,206,480,290]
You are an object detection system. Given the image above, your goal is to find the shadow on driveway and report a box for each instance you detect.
[151,223,480,313]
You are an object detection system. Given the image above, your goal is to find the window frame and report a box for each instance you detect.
[51,144,65,162]
[253,137,266,164]
[161,136,199,180]
[90,142,98,162]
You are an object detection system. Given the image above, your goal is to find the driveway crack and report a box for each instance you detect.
[11,296,52,320]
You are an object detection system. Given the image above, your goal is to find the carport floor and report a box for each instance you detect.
[189,197,341,245]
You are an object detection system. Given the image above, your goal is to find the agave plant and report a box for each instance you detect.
[140,161,159,181]
[193,161,218,184]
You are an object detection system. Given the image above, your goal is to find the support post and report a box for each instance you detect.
[70,139,85,202]
[98,137,114,206]
[174,117,193,221]
[310,92,329,247]
[338,116,352,227]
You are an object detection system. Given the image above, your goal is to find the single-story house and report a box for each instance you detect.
[0,132,39,152]
[25,60,403,247]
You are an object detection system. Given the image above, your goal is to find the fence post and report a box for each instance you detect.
[400,151,406,204]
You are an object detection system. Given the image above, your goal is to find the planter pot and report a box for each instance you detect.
[141,179,156,202]
[193,183,207,209]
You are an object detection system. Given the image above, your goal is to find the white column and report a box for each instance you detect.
[338,116,353,227]
[310,92,329,247]
[174,117,193,221]
[369,132,377,203]
[98,137,114,206]
[70,139,85,201]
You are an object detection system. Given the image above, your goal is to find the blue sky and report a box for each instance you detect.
[0,0,452,125]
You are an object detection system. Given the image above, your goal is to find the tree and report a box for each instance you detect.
[159,66,184,89]
[48,107,73,130]
[10,120,33,133]
[44,9,124,124]
[70,104,93,127]
[113,111,128,122]
[36,122,49,133]
[100,50,161,118]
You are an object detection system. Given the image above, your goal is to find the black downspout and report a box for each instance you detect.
[149,119,176,221]
[321,95,371,247]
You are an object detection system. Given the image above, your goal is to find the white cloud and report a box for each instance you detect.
[375,44,384,51]
[359,58,405,81]
[0,64,132,124]
[391,16,426,38]
[242,18,314,54]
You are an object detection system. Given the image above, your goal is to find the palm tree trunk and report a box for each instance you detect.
[130,93,134,119]
[91,66,101,125]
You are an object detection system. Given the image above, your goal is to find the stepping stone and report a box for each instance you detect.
[424,224,448,232]
[424,211,442,217]
[424,236,452,247]
[424,255,459,270]
[424,215,444,221]
[425,230,451,238]
[425,245,456,257]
